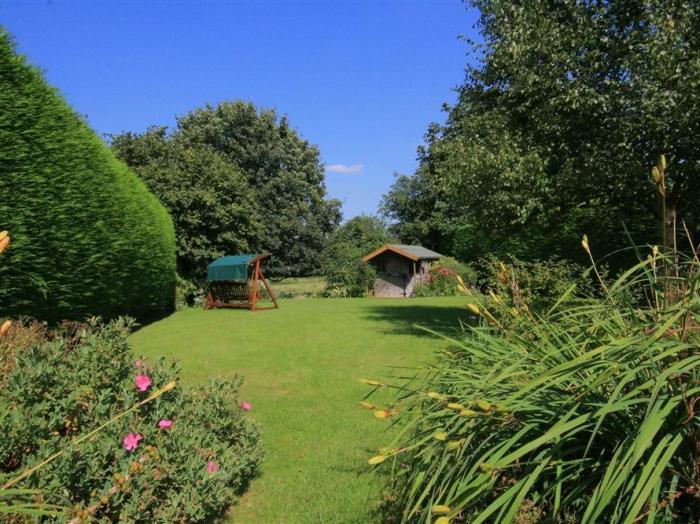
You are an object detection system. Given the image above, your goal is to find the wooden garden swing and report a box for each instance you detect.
[203,253,279,311]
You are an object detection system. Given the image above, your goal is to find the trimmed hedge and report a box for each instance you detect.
[0,31,176,321]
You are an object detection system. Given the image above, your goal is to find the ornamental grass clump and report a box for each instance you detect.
[363,160,700,523]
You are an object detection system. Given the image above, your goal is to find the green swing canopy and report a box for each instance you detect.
[206,254,270,282]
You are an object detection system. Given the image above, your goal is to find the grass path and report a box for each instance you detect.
[129,297,467,523]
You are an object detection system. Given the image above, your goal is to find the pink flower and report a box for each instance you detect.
[134,359,144,369]
[135,374,152,392]
[123,432,142,452]
[240,401,251,412]
[206,461,219,473]
[158,419,173,430]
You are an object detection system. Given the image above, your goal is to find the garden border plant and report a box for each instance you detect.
[363,157,700,522]
[1,318,263,522]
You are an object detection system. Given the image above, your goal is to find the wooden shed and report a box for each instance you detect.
[363,244,443,298]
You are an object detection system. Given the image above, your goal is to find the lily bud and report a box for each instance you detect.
[476,399,492,411]
[427,391,447,400]
[446,439,464,450]
[368,455,386,465]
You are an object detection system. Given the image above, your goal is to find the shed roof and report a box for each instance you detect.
[362,244,443,262]
[207,253,271,282]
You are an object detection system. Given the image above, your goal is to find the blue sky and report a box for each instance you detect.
[1,0,478,219]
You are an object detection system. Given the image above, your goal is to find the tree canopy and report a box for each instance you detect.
[383,0,700,266]
[111,101,342,279]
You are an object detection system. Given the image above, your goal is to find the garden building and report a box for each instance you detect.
[363,244,443,298]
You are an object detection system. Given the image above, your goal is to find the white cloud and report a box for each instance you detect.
[325,163,364,174]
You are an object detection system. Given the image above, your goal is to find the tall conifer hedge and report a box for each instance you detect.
[0,31,176,321]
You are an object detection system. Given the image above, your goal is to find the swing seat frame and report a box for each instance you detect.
[203,253,279,311]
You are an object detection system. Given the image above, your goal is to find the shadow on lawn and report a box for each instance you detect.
[129,308,176,334]
[362,302,473,339]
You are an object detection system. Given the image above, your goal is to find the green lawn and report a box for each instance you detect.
[272,276,327,297]
[129,297,468,523]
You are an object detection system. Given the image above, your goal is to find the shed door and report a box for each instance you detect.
[374,274,407,297]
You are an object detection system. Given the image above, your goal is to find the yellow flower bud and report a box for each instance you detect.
[446,439,464,450]
[368,455,386,465]
[374,409,394,419]
[427,391,447,400]
[476,399,492,411]
[581,234,590,252]
[358,378,384,387]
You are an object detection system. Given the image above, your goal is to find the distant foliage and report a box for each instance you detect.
[321,216,392,297]
[0,318,262,522]
[111,101,342,279]
[414,257,477,297]
[0,31,176,322]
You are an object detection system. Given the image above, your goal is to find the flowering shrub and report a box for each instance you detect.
[414,257,477,297]
[0,318,262,522]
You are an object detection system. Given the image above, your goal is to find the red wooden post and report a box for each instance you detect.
[251,260,260,311]
[258,267,279,309]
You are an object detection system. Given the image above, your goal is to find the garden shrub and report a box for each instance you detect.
[322,215,392,297]
[413,257,476,297]
[477,255,595,310]
[0,318,262,522]
[175,274,205,309]
[0,31,176,322]
[323,256,377,298]
[364,247,700,523]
